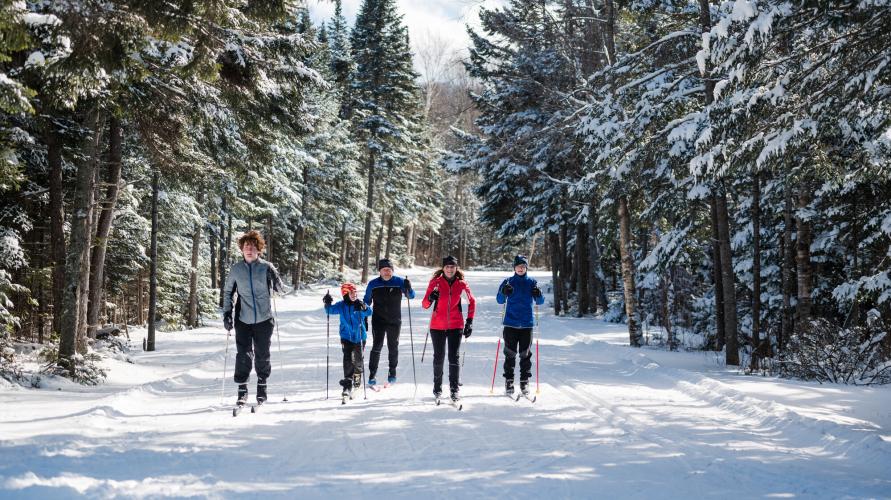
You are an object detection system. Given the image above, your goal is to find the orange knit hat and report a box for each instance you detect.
[340,282,357,297]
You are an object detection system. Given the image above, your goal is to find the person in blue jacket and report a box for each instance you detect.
[324,283,373,398]
[362,258,415,386]
[496,255,545,396]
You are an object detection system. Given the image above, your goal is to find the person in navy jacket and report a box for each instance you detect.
[324,283,373,397]
[496,255,544,396]
[362,258,415,386]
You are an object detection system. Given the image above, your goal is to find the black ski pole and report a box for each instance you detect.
[421,329,430,363]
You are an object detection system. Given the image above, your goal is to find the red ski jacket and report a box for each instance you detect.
[421,275,476,330]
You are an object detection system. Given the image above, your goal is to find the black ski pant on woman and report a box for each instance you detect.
[503,326,533,382]
[234,318,274,384]
[340,340,365,389]
[368,319,400,380]
[431,328,463,394]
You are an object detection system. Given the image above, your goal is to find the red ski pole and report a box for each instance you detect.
[490,300,508,394]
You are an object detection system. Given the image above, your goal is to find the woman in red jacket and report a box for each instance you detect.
[422,255,476,402]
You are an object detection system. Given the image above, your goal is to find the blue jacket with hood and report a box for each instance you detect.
[496,274,545,328]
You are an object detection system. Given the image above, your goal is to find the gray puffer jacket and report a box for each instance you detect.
[223,258,284,325]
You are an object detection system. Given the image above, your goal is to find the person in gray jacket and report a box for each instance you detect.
[222,230,284,406]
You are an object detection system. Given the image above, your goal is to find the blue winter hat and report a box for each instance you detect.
[513,255,529,267]
[378,258,394,270]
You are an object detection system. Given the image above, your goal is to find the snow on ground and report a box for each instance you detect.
[1,270,890,499]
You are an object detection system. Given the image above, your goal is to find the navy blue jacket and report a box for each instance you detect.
[325,300,372,343]
[363,276,415,324]
[496,274,545,328]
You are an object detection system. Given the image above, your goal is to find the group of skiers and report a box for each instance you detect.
[221,230,543,407]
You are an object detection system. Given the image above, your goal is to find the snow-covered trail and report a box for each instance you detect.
[2,270,890,499]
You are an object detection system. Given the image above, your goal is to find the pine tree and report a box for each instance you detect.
[350,0,429,282]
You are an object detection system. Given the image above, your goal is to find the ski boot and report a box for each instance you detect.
[236,384,248,406]
[450,389,460,403]
[433,389,442,405]
[367,378,377,387]
[387,375,397,386]
[256,379,267,404]
[505,378,515,396]
[520,379,529,396]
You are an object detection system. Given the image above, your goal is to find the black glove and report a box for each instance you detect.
[428,289,440,302]
[502,283,514,296]
[402,278,412,296]
[531,286,542,299]
[323,292,333,307]
[355,300,367,311]
[223,311,233,331]
[463,318,473,338]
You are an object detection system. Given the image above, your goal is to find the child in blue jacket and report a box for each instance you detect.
[324,283,373,397]
[496,255,545,396]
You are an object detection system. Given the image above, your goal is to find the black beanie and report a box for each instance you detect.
[378,258,394,271]
[514,255,529,267]
[442,255,458,267]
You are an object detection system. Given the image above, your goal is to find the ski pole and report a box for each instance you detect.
[272,294,287,402]
[406,295,418,398]
[535,303,541,395]
[489,337,501,394]
[326,299,330,401]
[490,299,508,394]
[221,329,231,405]
[421,284,438,363]
[360,339,367,400]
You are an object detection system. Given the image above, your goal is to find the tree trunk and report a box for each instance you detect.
[528,233,538,264]
[576,218,591,316]
[296,223,307,287]
[385,212,395,259]
[339,220,347,273]
[46,121,66,338]
[780,183,795,351]
[218,199,228,308]
[751,173,762,365]
[59,105,101,374]
[617,195,641,346]
[715,185,739,365]
[361,154,375,284]
[550,232,563,315]
[209,227,217,291]
[796,183,813,325]
[87,115,123,337]
[406,223,416,265]
[266,214,274,263]
[374,210,385,264]
[187,193,203,328]
[560,223,572,315]
[710,195,726,351]
[136,271,145,325]
[146,169,160,352]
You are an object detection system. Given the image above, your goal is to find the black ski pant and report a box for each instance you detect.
[503,326,533,382]
[431,328,463,393]
[234,318,274,384]
[368,319,400,380]
[340,340,365,389]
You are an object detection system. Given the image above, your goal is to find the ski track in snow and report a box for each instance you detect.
[1,270,890,499]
